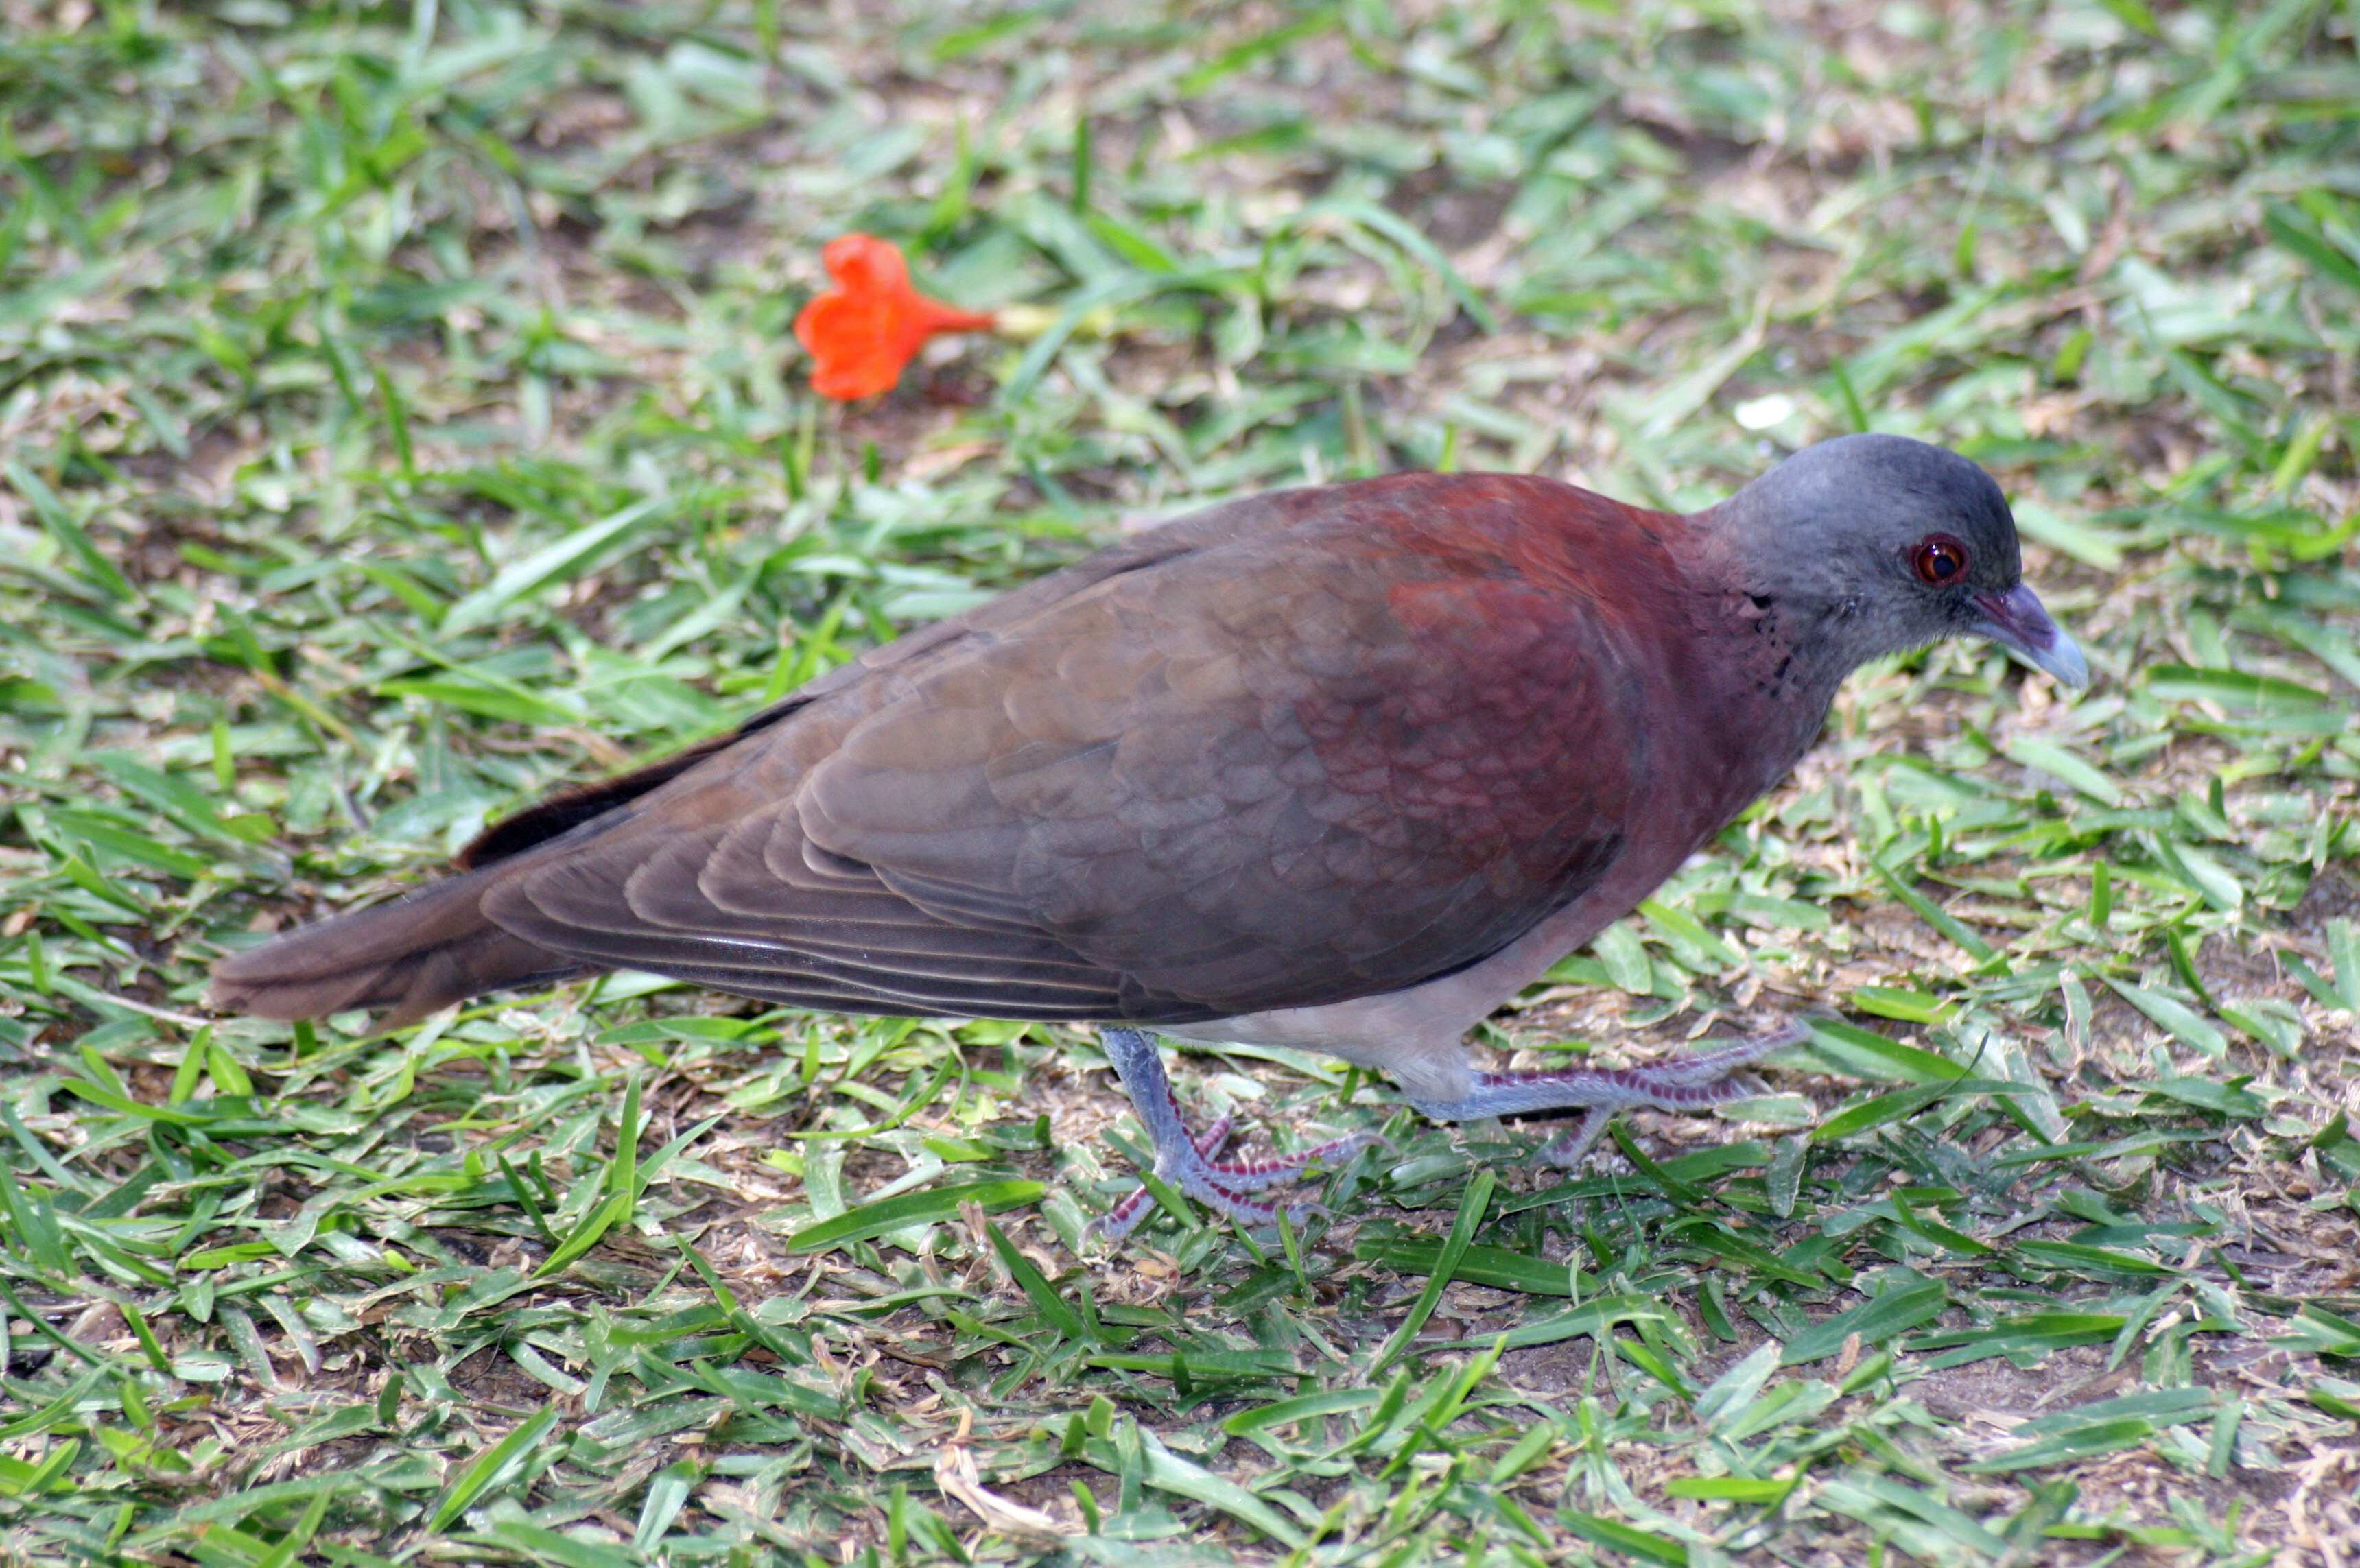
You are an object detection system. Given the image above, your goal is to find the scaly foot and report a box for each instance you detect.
[1092,1027,1378,1239]
[1413,1023,1803,1168]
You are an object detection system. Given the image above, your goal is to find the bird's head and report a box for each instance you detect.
[1715,433,2089,689]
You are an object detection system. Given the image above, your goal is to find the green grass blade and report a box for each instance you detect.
[427,1406,560,1533]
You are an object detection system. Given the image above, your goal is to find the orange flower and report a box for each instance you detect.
[794,233,996,401]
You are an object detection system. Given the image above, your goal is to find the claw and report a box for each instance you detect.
[1537,1109,1611,1169]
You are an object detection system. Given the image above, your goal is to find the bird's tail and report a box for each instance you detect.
[206,872,589,1029]
[208,714,759,1027]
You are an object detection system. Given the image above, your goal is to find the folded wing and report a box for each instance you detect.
[486,477,1653,1020]
[217,474,1664,1025]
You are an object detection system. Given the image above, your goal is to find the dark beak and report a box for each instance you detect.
[1970,584,2089,688]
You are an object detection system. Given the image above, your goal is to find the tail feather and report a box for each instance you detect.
[207,872,590,1027]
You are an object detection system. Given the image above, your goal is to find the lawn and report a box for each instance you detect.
[2,1,2358,1564]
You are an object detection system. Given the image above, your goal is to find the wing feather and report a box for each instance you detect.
[463,473,1662,1023]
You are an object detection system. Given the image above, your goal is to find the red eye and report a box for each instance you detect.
[1913,534,1970,586]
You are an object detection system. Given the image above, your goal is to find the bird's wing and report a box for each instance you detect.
[482,475,1661,1021]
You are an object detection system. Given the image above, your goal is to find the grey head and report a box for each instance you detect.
[1710,433,2089,689]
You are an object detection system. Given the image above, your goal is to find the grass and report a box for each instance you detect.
[1,0,2358,1563]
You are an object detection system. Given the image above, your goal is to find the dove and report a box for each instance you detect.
[211,434,2087,1233]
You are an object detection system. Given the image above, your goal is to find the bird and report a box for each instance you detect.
[209,433,2088,1235]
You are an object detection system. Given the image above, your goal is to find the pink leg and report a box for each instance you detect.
[1091,1115,1231,1238]
[1411,1024,1802,1169]
[1090,1029,1380,1239]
